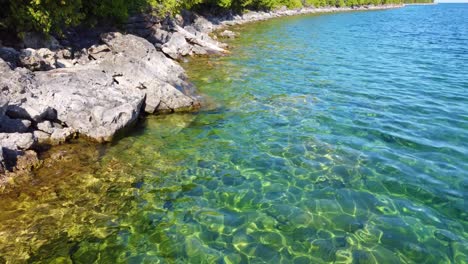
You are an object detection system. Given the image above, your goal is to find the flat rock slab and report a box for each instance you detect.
[1,33,199,143]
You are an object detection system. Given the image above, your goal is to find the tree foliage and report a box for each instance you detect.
[0,0,416,36]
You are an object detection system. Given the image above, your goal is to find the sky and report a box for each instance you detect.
[435,0,468,2]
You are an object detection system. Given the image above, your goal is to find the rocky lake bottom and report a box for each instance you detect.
[0,4,467,263]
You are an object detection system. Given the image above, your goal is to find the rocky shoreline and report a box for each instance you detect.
[0,4,402,183]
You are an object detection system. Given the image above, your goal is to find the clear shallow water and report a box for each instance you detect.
[1,4,468,263]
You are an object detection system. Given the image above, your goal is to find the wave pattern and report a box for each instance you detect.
[0,4,467,263]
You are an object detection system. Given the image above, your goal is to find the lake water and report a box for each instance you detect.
[1,4,467,263]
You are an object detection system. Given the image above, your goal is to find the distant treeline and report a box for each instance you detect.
[0,0,405,35]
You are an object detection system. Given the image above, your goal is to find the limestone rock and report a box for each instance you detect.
[0,148,5,174]
[0,98,8,116]
[1,33,199,144]
[193,16,215,33]
[100,33,198,113]
[0,133,35,150]
[219,30,237,38]
[23,32,61,50]
[162,32,192,59]
[144,79,196,113]
[19,48,55,71]
[147,28,172,46]
[0,47,20,68]
[87,44,111,61]
[0,59,37,105]
[33,130,51,144]
[7,100,57,123]
[37,121,54,134]
[0,116,31,133]
[50,127,76,144]
[34,66,144,142]
[1,32,201,173]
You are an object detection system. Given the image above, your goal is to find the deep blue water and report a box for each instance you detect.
[0,4,467,263]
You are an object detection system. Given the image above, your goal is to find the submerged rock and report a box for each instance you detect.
[0,132,36,171]
[14,150,41,171]
[219,30,237,38]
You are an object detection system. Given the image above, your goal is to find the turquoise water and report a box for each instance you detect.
[1,4,467,263]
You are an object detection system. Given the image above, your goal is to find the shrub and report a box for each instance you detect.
[0,0,409,37]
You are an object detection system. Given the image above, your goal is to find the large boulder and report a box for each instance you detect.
[0,133,35,151]
[99,33,199,113]
[33,65,144,142]
[0,59,37,106]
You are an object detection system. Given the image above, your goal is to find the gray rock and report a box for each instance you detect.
[37,120,54,134]
[0,133,35,150]
[23,32,61,50]
[219,30,237,38]
[0,59,37,105]
[161,15,177,31]
[55,49,74,68]
[175,14,184,26]
[19,48,58,71]
[193,16,215,33]
[87,44,111,60]
[1,33,199,145]
[0,98,8,116]
[173,25,227,55]
[43,127,76,145]
[0,47,20,68]
[100,33,198,113]
[50,127,76,144]
[33,130,51,144]
[0,148,5,174]
[147,28,172,45]
[33,66,144,142]
[144,79,196,113]
[162,32,192,59]
[191,45,208,55]
[56,49,73,59]
[0,116,31,133]
[7,102,57,123]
